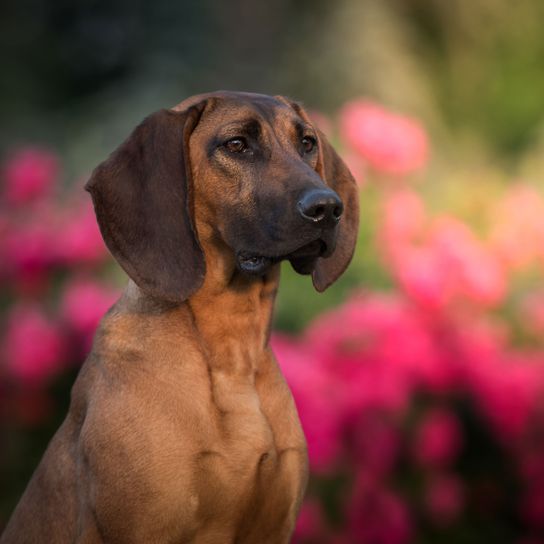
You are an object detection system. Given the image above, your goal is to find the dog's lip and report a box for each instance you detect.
[285,239,327,259]
[236,239,328,275]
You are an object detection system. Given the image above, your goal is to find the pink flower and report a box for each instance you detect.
[292,500,327,543]
[55,195,108,266]
[273,334,343,473]
[383,211,506,310]
[2,148,59,205]
[3,208,58,293]
[429,217,506,307]
[347,478,413,544]
[340,100,429,176]
[304,294,414,415]
[394,246,452,310]
[381,190,427,250]
[351,415,400,478]
[413,408,463,467]
[471,357,544,442]
[425,474,464,526]
[60,278,119,350]
[2,304,67,385]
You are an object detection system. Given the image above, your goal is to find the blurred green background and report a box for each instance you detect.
[3,0,544,175]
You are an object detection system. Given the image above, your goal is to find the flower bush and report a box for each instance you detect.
[2,101,544,541]
[277,101,544,542]
[0,147,118,404]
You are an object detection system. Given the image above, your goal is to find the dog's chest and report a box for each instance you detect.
[188,375,308,540]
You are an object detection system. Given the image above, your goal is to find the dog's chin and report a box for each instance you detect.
[236,239,328,277]
[236,255,274,275]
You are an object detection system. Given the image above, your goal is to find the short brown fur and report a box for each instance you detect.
[1,91,359,543]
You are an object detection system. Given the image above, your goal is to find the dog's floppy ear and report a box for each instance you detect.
[312,126,360,291]
[85,104,207,302]
[279,97,360,292]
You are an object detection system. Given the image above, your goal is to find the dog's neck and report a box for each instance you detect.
[186,234,280,374]
[121,235,280,376]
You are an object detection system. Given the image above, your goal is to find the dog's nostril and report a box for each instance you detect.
[313,206,325,219]
[298,189,343,228]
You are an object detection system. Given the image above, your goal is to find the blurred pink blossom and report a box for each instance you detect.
[394,246,451,310]
[351,415,400,478]
[429,217,506,307]
[60,278,119,351]
[381,189,427,249]
[55,196,108,265]
[2,148,59,205]
[425,474,464,526]
[413,408,463,467]
[382,196,506,310]
[340,100,429,177]
[273,334,343,473]
[3,209,58,293]
[2,304,67,385]
[292,499,327,543]
[471,357,544,442]
[347,478,413,544]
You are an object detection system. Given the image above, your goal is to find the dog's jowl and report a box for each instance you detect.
[1,91,359,544]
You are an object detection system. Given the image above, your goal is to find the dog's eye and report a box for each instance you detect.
[224,138,248,153]
[301,136,317,154]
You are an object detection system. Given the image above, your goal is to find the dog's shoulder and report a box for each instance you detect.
[68,298,215,450]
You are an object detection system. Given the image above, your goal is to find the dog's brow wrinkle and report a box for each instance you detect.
[218,118,262,137]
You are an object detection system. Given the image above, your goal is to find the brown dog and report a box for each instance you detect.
[1,91,359,543]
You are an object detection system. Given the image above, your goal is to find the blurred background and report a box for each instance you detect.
[2,0,544,541]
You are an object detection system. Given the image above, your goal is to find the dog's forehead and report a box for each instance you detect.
[172,91,300,126]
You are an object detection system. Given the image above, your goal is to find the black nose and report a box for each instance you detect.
[297,189,343,228]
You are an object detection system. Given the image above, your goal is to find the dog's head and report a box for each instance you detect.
[86,91,359,302]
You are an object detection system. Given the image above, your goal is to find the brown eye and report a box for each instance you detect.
[224,137,248,153]
[302,136,316,154]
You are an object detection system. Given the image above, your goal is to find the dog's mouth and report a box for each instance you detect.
[237,239,329,276]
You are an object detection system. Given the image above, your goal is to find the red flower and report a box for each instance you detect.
[55,195,108,266]
[60,278,119,351]
[273,334,343,473]
[2,206,58,293]
[2,304,67,386]
[347,477,413,544]
[2,148,59,205]
[292,500,327,543]
[340,100,429,177]
[413,408,463,468]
